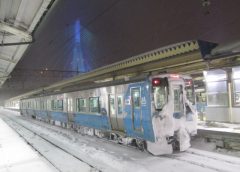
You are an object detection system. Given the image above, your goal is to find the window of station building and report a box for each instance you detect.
[207,81,228,106]
[233,79,240,106]
[117,96,123,114]
[76,98,87,112]
[89,97,100,113]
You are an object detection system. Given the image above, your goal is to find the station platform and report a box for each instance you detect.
[0,118,57,172]
[198,121,240,133]
[197,121,240,151]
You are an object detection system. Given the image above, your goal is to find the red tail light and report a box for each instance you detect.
[152,78,161,86]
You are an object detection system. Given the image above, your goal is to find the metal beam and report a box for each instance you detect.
[0,41,33,46]
[0,22,32,41]
[0,55,17,64]
[0,71,9,76]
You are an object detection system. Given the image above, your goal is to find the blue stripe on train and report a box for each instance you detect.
[73,113,110,130]
[35,110,48,119]
[22,109,110,131]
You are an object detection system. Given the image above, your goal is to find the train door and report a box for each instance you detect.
[65,98,68,113]
[116,95,124,131]
[172,84,184,119]
[109,94,118,130]
[109,94,124,131]
[65,98,73,123]
[131,87,142,131]
[67,98,73,112]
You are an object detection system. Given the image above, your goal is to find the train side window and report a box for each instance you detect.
[44,100,47,110]
[89,97,100,113]
[76,98,87,112]
[47,100,51,110]
[57,100,63,111]
[117,96,123,114]
[37,100,40,110]
[51,100,57,110]
[131,88,140,108]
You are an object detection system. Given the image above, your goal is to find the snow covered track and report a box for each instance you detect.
[168,150,240,172]
[1,110,240,172]
[1,116,98,172]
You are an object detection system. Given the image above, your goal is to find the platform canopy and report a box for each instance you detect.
[0,0,54,87]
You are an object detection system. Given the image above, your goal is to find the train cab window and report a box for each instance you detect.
[76,98,87,112]
[184,79,195,104]
[131,88,141,108]
[89,97,100,113]
[117,96,123,114]
[174,89,182,112]
[153,86,168,110]
[152,78,168,110]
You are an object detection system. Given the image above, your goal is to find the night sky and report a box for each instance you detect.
[1,0,240,103]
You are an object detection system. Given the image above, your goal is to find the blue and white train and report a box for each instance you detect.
[17,74,197,155]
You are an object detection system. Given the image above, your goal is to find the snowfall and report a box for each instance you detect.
[0,108,240,172]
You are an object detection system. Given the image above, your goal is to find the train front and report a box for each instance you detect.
[147,74,197,155]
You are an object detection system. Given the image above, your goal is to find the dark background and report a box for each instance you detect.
[1,0,240,105]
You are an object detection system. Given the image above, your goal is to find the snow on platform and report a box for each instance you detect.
[0,118,58,172]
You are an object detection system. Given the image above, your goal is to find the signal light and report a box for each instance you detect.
[185,79,192,87]
[152,78,161,86]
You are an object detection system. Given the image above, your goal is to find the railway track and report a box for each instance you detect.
[166,151,240,172]
[1,112,240,172]
[1,116,99,172]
